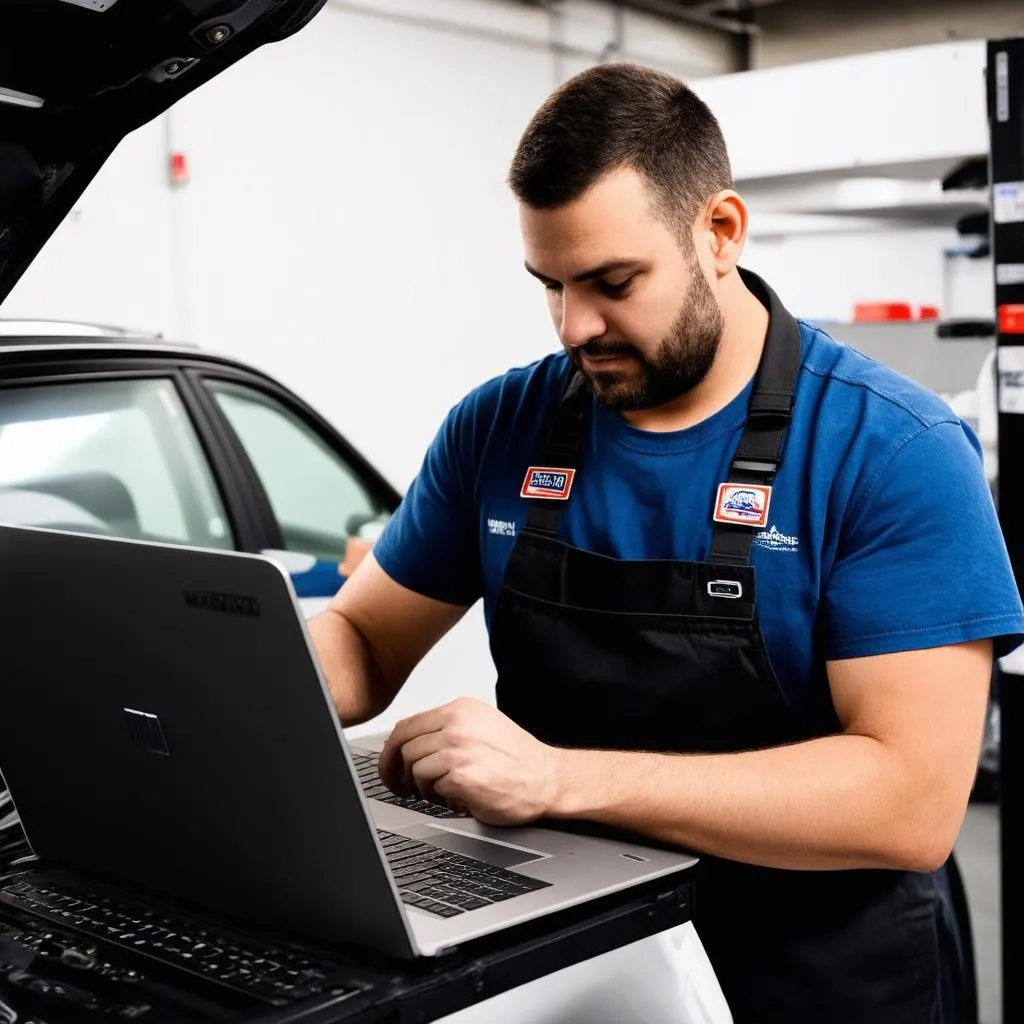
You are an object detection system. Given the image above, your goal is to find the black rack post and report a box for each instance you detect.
[987,35,1024,1024]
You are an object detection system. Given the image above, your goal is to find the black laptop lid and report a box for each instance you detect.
[0,524,414,957]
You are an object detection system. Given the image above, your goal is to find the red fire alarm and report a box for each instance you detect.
[169,151,189,186]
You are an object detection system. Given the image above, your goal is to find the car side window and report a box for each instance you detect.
[206,381,389,565]
[0,378,233,549]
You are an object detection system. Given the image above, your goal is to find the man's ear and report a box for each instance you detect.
[697,190,748,278]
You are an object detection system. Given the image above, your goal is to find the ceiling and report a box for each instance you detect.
[608,0,789,34]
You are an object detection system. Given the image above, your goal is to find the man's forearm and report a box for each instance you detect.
[552,735,959,873]
[306,608,394,726]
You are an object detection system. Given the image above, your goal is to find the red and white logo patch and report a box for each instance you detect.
[521,466,576,501]
[713,483,771,528]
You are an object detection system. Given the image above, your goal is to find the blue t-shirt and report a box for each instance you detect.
[375,321,1024,728]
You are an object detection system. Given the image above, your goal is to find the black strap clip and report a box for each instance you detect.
[747,390,793,419]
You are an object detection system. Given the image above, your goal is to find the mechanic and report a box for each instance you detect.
[308,63,1024,1023]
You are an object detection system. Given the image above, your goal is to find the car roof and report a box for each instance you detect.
[0,326,275,382]
[1,339,201,357]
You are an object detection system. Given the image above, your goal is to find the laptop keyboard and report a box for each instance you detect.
[377,830,550,919]
[0,874,358,1005]
[353,752,464,818]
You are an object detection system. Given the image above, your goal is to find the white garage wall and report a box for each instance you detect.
[170,2,554,491]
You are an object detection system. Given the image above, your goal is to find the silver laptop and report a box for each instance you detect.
[0,524,697,960]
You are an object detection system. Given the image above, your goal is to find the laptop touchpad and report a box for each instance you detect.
[408,825,544,867]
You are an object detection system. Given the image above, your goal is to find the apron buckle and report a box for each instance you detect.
[731,458,779,475]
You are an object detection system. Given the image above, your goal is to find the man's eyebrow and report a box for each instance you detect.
[524,259,642,284]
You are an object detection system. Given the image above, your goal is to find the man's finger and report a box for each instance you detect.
[389,706,453,748]
[378,740,419,796]
[409,750,451,804]
[379,707,451,791]
[433,768,471,803]
[397,732,447,793]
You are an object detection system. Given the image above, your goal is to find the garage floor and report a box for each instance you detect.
[957,803,1001,1024]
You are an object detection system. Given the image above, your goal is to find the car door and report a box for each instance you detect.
[180,367,399,618]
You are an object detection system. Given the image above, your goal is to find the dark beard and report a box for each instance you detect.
[567,264,724,412]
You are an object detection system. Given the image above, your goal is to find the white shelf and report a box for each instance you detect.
[742,174,987,233]
[690,41,988,183]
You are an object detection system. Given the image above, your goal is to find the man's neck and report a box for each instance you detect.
[620,274,770,433]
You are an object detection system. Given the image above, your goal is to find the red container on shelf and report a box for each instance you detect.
[999,304,1024,334]
[853,302,914,322]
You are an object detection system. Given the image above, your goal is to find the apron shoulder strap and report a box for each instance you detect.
[710,278,803,567]
[524,367,591,538]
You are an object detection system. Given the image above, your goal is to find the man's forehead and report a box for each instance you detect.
[520,170,668,241]
[521,177,655,230]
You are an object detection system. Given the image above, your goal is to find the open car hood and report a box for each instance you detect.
[0,0,327,304]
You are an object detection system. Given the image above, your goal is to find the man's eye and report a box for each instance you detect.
[542,281,563,293]
[598,277,634,298]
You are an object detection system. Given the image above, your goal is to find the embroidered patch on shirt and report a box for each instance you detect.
[753,524,799,553]
[487,518,517,538]
[521,466,576,500]
[713,483,771,528]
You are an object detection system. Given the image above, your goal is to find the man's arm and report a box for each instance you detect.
[307,553,469,726]
[379,639,992,872]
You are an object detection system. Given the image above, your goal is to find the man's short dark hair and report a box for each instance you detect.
[508,63,733,235]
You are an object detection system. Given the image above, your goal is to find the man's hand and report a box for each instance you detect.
[378,698,562,826]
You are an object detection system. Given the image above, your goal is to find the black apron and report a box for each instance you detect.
[489,275,960,1023]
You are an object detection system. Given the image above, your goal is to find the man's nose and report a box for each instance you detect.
[559,292,608,349]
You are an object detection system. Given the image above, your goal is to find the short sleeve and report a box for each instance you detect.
[823,420,1024,660]
[372,397,484,607]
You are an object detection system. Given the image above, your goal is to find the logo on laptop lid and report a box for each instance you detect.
[520,466,576,501]
[713,483,771,528]
[124,708,172,756]
[183,590,261,618]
